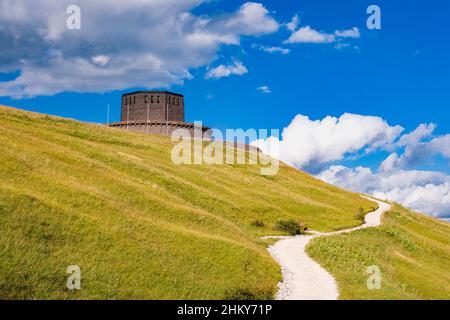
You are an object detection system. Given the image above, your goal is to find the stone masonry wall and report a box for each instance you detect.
[121,91,184,122]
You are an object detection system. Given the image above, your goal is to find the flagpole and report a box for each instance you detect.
[107,104,110,125]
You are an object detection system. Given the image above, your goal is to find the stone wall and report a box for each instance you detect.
[121,91,184,122]
[109,121,211,139]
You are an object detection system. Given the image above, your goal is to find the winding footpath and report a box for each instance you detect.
[265,196,392,300]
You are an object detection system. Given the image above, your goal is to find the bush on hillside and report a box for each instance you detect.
[275,220,307,236]
[251,220,265,228]
[355,207,366,221]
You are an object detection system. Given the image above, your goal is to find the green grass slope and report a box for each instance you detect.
[0,106,376,299]
[307,204,450,300]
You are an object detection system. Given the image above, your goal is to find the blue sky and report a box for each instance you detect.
[1,0,450,218]
[1,1,449,134]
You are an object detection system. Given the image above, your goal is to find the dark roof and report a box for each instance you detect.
[122,90,183,97]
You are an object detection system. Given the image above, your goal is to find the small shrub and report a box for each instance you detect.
[400,237,417,252]
[275,220,307,235]
[251,220,265,228]
[384,227,400,238]
[355,207,366,221]
[383,227,417,251]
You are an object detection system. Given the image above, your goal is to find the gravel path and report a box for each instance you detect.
[265,196,391,300]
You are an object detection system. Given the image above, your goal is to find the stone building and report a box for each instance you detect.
[120,91,184,122]
[109,91,210,138]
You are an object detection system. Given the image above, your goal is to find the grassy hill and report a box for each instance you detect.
[0,105,448,300]
[0,106,374,299]
[307,204,450,299]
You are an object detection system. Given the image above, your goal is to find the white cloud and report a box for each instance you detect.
[252,113,403,171]
[205,60,248,79]
[253,112,450,219]
[429,135,450,158]
[318,165,449,194]
[257,85,271,93]
[91,55,110,67]
[379,153,401,172]
[397,123,436,147]
[286,14,299,32]
[380,123,439,171]
[284,26,335,44]
[334,27,360,38]
[261,46,290,55]
[284,24,360,45]
[318,165,450,219]
[375,183,450,219]
[224,2,279,36]
[0,1,279,97]
[382,134,450,170]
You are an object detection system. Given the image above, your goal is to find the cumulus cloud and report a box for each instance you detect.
[284,26,335,44]
[205,60,248,79]
[0,1,279,97]
[252,113,403,171]
[284,24,360,45]
[381,134,450,171]
[222,2,279,35]
[334,27,361,38]
[397,123,436,147]
[257,85,271,93]
[286,14,299,32]
[318,166,450,219]
[252,112,450,219]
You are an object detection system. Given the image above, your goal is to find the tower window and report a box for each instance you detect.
[144,95,148,103]
[157,96,160,103]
